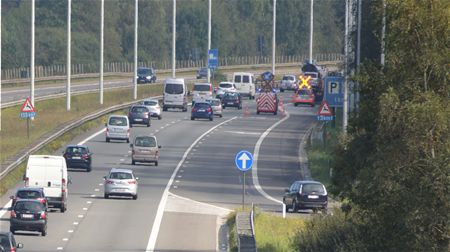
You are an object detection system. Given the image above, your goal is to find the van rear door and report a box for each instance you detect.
[26,157,63,198]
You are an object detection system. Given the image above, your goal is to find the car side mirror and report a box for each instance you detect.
[17,243,24,249]
[158,145,162,148]
[284,188,290,193]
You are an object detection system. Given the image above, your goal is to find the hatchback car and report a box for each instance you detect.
[196,67,208,79]
[280,74,298,92]
[104,168,138,200]
[128,105,151,127]
[130,135,161,166]
[0,232,23,252]
[10,187,47,209]
[215,82,236,99]
[140,99,162,120]
[191,102,214,121]
[222,92,242,109]
[63,145,92,172]
[10,199,48,236]
[136,67,156,84]
[283,180,328,214]
[293,88,315,107]
[206,99,223,118]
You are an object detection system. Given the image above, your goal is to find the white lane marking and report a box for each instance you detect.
[83,207,88,211]
[57,247,63,250]
[145,116,237,252]
[168,192,232,213]
[0,201,12,218]
[252,112,290,205]
[180,170,184,173]
[91,194,96,197]
[86,201,92,204]
[165,124,170,127]
[98,183,103,186]
[73,222,79,225]
[77,127,106,145]
[177,175,182,178]
[224,130,262,135]
[68,230,74,233]
[171,121,176,123]
[173,186,178,189]
[63,238,69,241]
[78,215,84,218]
[120,158,125,162]
[175,180,180,183]
[94,188,100,192]
[155,130,159,133]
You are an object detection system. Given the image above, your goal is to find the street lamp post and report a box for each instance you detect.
[67,0,71,111]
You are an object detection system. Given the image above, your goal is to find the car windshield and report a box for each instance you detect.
[131,106,148,113]
[109,117,127,126]
[194,103,210,109]
[66,146,87,154]
[302,184,325,194]
[138,68,152,75]
[17,190,41,199]
[143,100,158,106]
[283,76,295,81]
[243,75,250,83]
[210,100,220,106]
[234,76,241,82]
[219,83,233,88]
[298,89,311,95]
[14,201,45,212]
[193,85,210,91]
[225,93,238,98]
[135,137,156,147]
[165,83,184,94]
[0,234,11,249]
[304,73,318,78]
[109,172,133,180]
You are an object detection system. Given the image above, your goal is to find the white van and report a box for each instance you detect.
[233,72,255,99]
[24,155,69,212]
[192,82,213,103]
[105,115,130,143]
[163,78,187,112]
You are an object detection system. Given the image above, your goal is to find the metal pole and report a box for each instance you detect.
[133,0,138,100]
[381,0,386,67]
[31,0,35,108]
[343,0,349,133]
[0,0,2,131]
[100,0,104,104]
[272,0,276,74]
[172,0,176,78]
[356,0,361,109]
[309,0,314,64]
[207,0,211,83]
[66,0,71,111]
[242,172,245,210]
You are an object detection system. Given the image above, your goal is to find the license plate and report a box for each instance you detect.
[72,156,81,159]
[228,102,234,105]
[135,119,143,121]
[22,214,34,219]
[308,195,319,199]
[114,188,126,192]
[198,109,205,112]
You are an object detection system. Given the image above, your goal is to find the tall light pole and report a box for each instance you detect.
[381,0,386,67]
[343,0,349,132]
[99,0,104,104]
[31,0,35,108]
[356,0,362,109]
[207,0,211,83]
[0,0,2,131]
[272,0,276,74]
[309,0,314,64]
[66,0,71,111]
[172,0,176,78]
[133,0,138,100]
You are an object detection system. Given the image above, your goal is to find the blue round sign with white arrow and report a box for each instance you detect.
[235,150,253,172]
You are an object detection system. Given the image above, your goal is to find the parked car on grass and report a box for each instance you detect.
[10,199,48,236]
[104,168,139,200]
[63,145,92,172]
[130,135,161,166]
[283,180,328,214]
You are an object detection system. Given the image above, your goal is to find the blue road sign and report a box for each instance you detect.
[317,115,335,121]
[208,49,218,70]
[324,76,344,107]
[235,150,253,172]
[20,112,36,118]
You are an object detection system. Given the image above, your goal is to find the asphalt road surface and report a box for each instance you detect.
[0,91,317,251]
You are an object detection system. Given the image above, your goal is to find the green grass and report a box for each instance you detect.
[227,209,306,252]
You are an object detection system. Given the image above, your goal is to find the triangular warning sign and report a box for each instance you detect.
[318,100,333,116]
[21,98,36,113]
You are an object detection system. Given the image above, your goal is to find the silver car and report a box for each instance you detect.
[280,74,298,92]
[104,168,138,200]
[140,99,162,120]
[206,99,223,117]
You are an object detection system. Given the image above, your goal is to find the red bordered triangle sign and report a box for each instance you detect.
[317,100,333,116]
[21,98,36,113]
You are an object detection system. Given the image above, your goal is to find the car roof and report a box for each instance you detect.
[194,82,211,86]
[134,135,156,139]
[108,114,127,118]
[219,81,233,84]
[17,187,44,192]
[66,144,88,148]
[142,98,159,102]
[295,180,325,185]
[14,198,45,203]
[194,102,211,106]
[109,168,133,173]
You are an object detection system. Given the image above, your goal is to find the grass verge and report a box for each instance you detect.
[227,209,306,252]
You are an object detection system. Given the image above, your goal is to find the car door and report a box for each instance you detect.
[285,182,299,205]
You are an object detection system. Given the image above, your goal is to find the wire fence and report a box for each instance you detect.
[1,53,343,80]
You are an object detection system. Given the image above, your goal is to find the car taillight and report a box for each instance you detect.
[192,108,197,112]
[10,210,17,218]
[207,107,212,112]
[24,177,29,186]
[40,212,47,219]
[62,178,66,193]
[37,198,46,204]
[106,180,114,184]
[82,154,89,160]
[128,180,137,184]
[11,248,16,252]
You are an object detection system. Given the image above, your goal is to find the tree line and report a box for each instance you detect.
[1,0,344,69]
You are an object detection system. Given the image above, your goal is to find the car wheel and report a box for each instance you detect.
[310,103,315,107]
[191,117,195,120]
[9,227,15,234]
[222,106,226,109]
[126,138,130,143]
[130,124,133,128]
[257,111,260,115]
[147,123,150,127]
[313,208,318,214]
[106,137,110,142]
[209,116,213,121]
[132,160,135,165]
[274,111,277,115]
[238,106,242,110]
[87,166,91,172]
[61,205,66,213]
[104,193,109,199]
[133,195,138,200]
[163,106,168,112]
[280,89,284,92]
[41,226,47,236]
[155,161,158,166]
[158,115,162,120]
[292,200,298,213]
[220,114,223,118]
[294,103,299,107]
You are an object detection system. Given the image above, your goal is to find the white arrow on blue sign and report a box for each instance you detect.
[235,150,253,172]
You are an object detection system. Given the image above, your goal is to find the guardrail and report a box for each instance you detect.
[0,96,161,181]
[236,204,257,252]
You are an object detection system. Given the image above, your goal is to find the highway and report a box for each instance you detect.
[0,91,316,251]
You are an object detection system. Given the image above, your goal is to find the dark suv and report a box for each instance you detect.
[10,199,48,236]
[222,92,242,109]
[136,67,156,84]
[283,180,328,214]
[128,105,151,127]
[63,145,93,172]
[10,187,47,209]
[0,232,23,251]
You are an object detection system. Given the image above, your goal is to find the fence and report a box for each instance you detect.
[1,53,343,81]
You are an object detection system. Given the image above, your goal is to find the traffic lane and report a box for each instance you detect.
[256,104,317,202]
[62,111,229,251]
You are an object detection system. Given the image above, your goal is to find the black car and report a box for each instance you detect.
[10,187,47,209]
[222,92,242,109]
[10,199,48,236]
[196,67,208,79]
[136,67,157,84]
[128,105,151,127]
[63,145,93,172]
[0,232,23,252]
[283,180,328,214]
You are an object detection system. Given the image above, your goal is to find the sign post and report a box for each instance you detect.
[235,150,253,210]
[20,98,36,139]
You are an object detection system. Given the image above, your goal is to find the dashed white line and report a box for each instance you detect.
[83,207,88,211]
[120,158,125,162]
[175,180,180,183]
[63,238,69,241]
[86,201,92,204]
[68,230,74,233]
[90,194,96,198]
[94,188,100,192]
[73,222,79,225]
[78,215,84,218]
[173,185,178,189]
[57,247,63,250]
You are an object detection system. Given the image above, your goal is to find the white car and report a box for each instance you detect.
[206,98,223,117]
[215,82,236,98]
[104,168,138,200]
[141,99,162,120]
